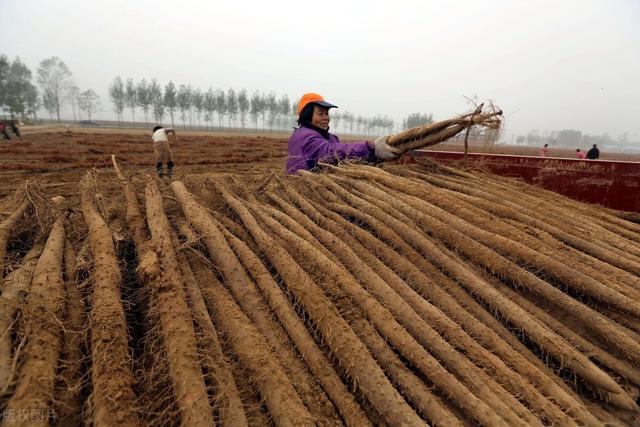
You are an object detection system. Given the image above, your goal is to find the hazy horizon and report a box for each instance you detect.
[1,0,639,141]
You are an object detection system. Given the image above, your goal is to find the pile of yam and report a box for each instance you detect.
[0,159,639,426]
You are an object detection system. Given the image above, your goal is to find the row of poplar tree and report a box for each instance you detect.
[108,76,400,135]
[1,54,432,135]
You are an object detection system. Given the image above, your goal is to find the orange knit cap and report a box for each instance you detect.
[296,93,338,116]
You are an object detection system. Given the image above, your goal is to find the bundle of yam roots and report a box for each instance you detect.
[389,103,503,154]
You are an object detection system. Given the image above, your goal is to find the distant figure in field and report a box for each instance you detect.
[152,125,176,178]
[586,144,600,160]
[540,143,549,157]
[576,148,586,160]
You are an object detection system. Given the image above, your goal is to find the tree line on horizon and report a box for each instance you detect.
[0,53,435,135]
[108,76,408,136]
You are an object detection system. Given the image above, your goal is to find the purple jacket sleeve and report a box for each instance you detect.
[302,134,375,164]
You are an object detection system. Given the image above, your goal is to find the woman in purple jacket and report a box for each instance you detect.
[286,93,399,174]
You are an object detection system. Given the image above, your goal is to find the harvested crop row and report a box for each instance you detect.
[423,167,640,259]
[199,181,428,426]
[258,203,461,426]
[248,199,531,425]
[171,180,341,425]
[271,187,586,426]
[337,166,640,315]
[114,157,243,426]
[302,165,628,418]
[270,194,546,424]
[298,177,636,422]
[188,255,315,426]
[143,177,215,427]
[398,167,640,275]
[4,215,65,427]
[466,167,640,243]
[376,166,640,310]
[112,158,182,424]
[309,173,625,396]
[378,166,640,301]
[0,243,43,394]
[286,184,592,407]
[171,181,322,425]
[270,176,632,422]
[220,227,370,426]
[226,180,543,426]
[460,258,640,412]
[382,168,640,299]
[2,157,638,426]
[80,175,140,427]
[171,231,248,427]
[332,170,640,364]
[53,240,86,426]
[172,180,371,426]
[298,162,637,422]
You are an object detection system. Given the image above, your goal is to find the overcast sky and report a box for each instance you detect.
[1,0,639,139]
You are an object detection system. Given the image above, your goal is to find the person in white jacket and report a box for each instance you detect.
[152,125,176,177]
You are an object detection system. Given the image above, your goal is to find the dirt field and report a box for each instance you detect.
[1,128,639,426]
[0,128,288,196]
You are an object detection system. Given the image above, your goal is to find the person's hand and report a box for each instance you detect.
[374,136,401,160]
